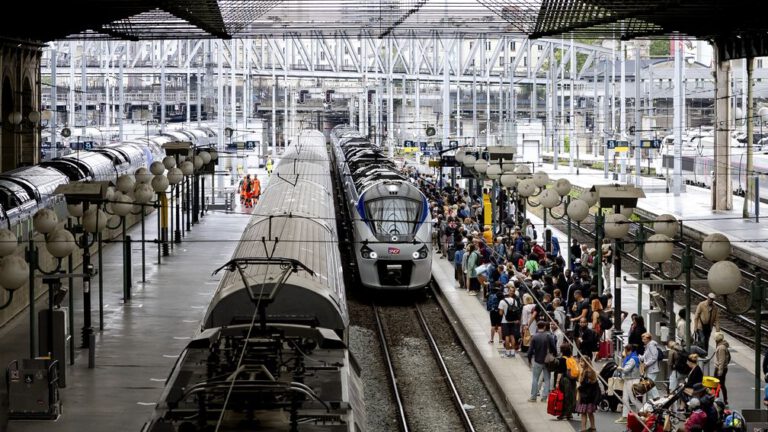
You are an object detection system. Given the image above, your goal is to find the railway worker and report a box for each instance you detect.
[250,175,261,205]
[238,175,246,204]
[266,156,273,175]
[240,174,253,208]
[693,293,720,352]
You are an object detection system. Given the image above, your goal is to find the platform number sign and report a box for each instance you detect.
[404,140,414,147]
[245,141,256,150]
[640,139,662,149]
[449,140,459,149]
[606,140,629,151]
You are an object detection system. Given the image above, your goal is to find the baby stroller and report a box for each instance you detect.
[597,360,622,412]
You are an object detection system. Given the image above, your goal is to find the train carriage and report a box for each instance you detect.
[331,125,432,291]
[143,129,365,432]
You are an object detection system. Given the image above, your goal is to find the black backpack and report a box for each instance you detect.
[599,311,613,331]
[503,298,520,321]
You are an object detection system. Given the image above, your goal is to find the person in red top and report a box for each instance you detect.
[531,240,546,261]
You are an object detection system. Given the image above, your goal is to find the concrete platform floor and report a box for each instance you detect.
[0,208,253,432]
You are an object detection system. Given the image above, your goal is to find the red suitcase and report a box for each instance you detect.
[547,389,564,416]
[598,339,613,360]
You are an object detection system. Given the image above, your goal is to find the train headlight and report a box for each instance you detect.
[360,246,377,259]
[415,245,429,259]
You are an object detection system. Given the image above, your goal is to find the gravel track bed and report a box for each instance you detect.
[419,294,513,432]
[378,304,467,431]
[348,299,398,432]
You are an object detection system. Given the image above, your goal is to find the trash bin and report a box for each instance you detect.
[742,409,768,431]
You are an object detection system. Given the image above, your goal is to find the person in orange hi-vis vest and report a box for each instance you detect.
[241,174,253,208]
[251,176,261,205]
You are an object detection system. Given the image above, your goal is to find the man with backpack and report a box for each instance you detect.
[487,288,503,344]
[499,284,522,358]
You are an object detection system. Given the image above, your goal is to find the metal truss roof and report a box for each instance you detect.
[4,0,768,60]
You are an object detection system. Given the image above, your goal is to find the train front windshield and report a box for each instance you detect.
[365,198,422,236]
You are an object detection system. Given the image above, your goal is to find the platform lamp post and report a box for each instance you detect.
[105,177,139,300]
[180,159,195,232]
[133,181,155,283]
[56,182,111,350]
[0,230,27,311]
[162,142,193,245]
[591,184,646,354]
[134,167,153,281]
[531,177,594,260]
[191,153,204,224]
[627,214,680,319]
[148,161,170,262]
[1,216,77,383]
[196,149,213,215]
[703,233,764,408]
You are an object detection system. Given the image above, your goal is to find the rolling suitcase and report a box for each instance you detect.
[547,388,564,417]
[598,339,613,360]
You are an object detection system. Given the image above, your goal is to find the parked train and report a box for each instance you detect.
[330,125,432,291]
[142,129,365,432]
[661,151,768,198]
[0,127,215,233]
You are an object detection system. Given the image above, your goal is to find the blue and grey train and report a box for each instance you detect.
[330,125,432,291]
[143,129,365,432]
[0,128,215,234]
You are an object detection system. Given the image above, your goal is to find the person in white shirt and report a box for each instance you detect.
[498,285,522,358]
[550,321,565,355]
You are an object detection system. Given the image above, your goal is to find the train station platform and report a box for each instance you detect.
[431,211,766,431]
[0,206,254,431]
[538,163,768,268]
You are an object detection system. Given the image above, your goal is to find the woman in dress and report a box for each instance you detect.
[575,357,599,432]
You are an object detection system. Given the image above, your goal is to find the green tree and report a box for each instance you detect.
[649,39,669,57]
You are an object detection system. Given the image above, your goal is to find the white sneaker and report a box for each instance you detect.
[509,350,516,357]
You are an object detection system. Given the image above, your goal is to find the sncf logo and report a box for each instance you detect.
[388,247,401,255]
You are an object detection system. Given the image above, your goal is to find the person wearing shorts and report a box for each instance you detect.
[499,284,521,357]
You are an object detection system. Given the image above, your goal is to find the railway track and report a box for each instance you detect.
[529,202,768,350]
[372,300,476,432]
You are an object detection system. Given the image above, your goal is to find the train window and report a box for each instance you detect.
[365,198,422,236]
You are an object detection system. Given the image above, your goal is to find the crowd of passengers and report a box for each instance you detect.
[410,171,737,431]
